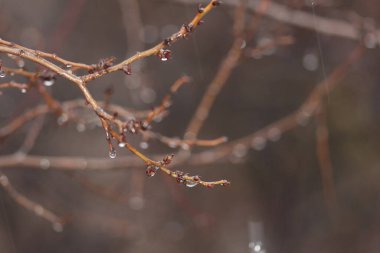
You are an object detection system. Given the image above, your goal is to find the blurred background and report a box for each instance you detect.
[0,0,380,252]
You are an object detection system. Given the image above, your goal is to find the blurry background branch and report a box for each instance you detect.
[175,0,380,46]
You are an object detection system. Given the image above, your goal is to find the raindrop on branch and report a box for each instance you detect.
[251,136,267,151]
[40,159,50,169]
[185,180,198,188]
[109,147,117,159]
[57,113,68,125]
[76,123,86,132]
[146,164,160,177]
[43,79,55,87]
[267,128,282,142]
[158,49,171,61]
[0,70,6,78]
[233,143,248,158]
[52,222,63,232]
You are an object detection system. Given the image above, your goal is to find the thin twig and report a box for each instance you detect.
[0,173,64,229]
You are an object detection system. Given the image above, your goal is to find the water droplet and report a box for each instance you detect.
[21,88,27,93]
[181,143,190,150]
[297,110,311,126]
[76,123,86,132]
[257,36,276,56]
[251,136,267,151]
[233,144,248,158]
[158,49,171,61]
[168,139,179,148]
[122,64,132,75]
[240,39,247,49]
[267,128,281,142]
[303,53,319,71]
[0,175,9,186]
[43,79,55,86]
[118,142,126,148]
[17,59,25,68]
[65,64,72,69]
[364,33,378,49]
[0,70,6,78]
[140,141,149,149]
[57,113,68,125]
[34,205,44,216]
[109,147,117,159]
[185,180,198,188]
[249,241,264,253]
[40,159,50,169]
[146,164,159,177]
[52,222,63,232]
[153,114,163,123]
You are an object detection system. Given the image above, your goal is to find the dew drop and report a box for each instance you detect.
[122,64,132,75]
[364,33,378,49]
[118,142,126,148]
[158,49,171,61]
[240,39,247,49]
[52,222,63,232]
[21,88,27,93]
[140,141,149,149]
[251,136,267,151]
[181,143,190,151]
[146,165,159,177]
[40,159,50,169]
[233,143,248,158]
[43,79,55,87]
[249,241,264,253]
[296,111,311,126]
[168,139,179,148]
[257,36,276,56]
[57,113,68,125]
[185,180,198,188]
[0,70,6,78]
[65,64,72,69]
[34,205,44,216]
[109,147,117,159]
[17,59,25,68]
[267,128,282,142]
[303,53,319,71]
[76,123,86,132]
[0,175,9,186]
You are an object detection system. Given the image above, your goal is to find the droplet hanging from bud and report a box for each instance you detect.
[43,79,55,87]
[146,164,160,177]
[157,49,171,61]
[122,64,132,75]
[109,147,117,159]
[185,180,198,188]
[57,113,68,125]
[0,70,6,78]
